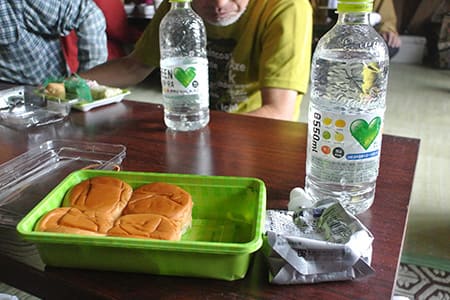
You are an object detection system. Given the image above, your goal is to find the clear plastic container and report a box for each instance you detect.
[0,86,74,130]
[0,140,126,227]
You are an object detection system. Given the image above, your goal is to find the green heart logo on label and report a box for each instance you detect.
[350,117,382,150]
[174,67,196,88]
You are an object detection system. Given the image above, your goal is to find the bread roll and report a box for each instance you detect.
[35,207,112,236]
[123,182,193,231]
[45,82,66,99]
[63,176,133,221]
[107,213,181,241]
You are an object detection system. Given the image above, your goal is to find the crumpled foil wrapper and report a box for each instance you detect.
[263,194,375,285]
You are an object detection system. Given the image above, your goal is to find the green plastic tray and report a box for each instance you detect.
[16,170,266,280]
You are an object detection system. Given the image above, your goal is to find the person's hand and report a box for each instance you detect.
[380,31,401,48]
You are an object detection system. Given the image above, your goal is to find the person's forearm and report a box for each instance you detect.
[79,56,153,87]
[245,105,295,121]
[244,88,298,121]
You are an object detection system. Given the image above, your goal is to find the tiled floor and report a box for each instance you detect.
[395,262,450,299]
[1,63,448,299]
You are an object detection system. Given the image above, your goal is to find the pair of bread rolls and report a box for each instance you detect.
[35,176,193,241]
[107,181,193,240]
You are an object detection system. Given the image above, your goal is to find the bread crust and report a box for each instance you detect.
[35,207,111,236]
[63,176,132,221]
[123,182,193,230]
[107,213,181,241]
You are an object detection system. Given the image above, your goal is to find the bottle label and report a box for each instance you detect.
[307,106,385,184]
[160,57,209,97]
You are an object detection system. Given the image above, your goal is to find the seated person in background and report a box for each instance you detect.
[63,0,142,73]
[0,0,107,85]
[373,0,402,58]
[310,0,401,58]
[81,0,313,121]
[93,0,142,59]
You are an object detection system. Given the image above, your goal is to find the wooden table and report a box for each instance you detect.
[0,100,420,299]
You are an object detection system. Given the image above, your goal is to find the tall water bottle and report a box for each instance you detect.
[305,0,389,214]
[159,0,209,131]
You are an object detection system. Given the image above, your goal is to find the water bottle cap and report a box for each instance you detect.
[337,0,373,13]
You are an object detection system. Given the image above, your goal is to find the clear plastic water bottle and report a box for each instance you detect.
[159,0,209,131]
[305,0,389,214]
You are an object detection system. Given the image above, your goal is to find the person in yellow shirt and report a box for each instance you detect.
[81,0,313,121]
[373,0,402,58]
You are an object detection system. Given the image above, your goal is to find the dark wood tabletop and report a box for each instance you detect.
[0,99,420,300]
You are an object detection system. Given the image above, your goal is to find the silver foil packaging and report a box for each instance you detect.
[263,198,375,284]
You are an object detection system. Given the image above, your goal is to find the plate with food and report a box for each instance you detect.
[39,76,130,112]
[72,90,130,112]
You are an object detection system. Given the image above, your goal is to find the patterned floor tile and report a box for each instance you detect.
[395,263,450,300]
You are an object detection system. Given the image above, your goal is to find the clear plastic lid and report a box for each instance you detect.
[0,140,126,227]
[0,86,75,130]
